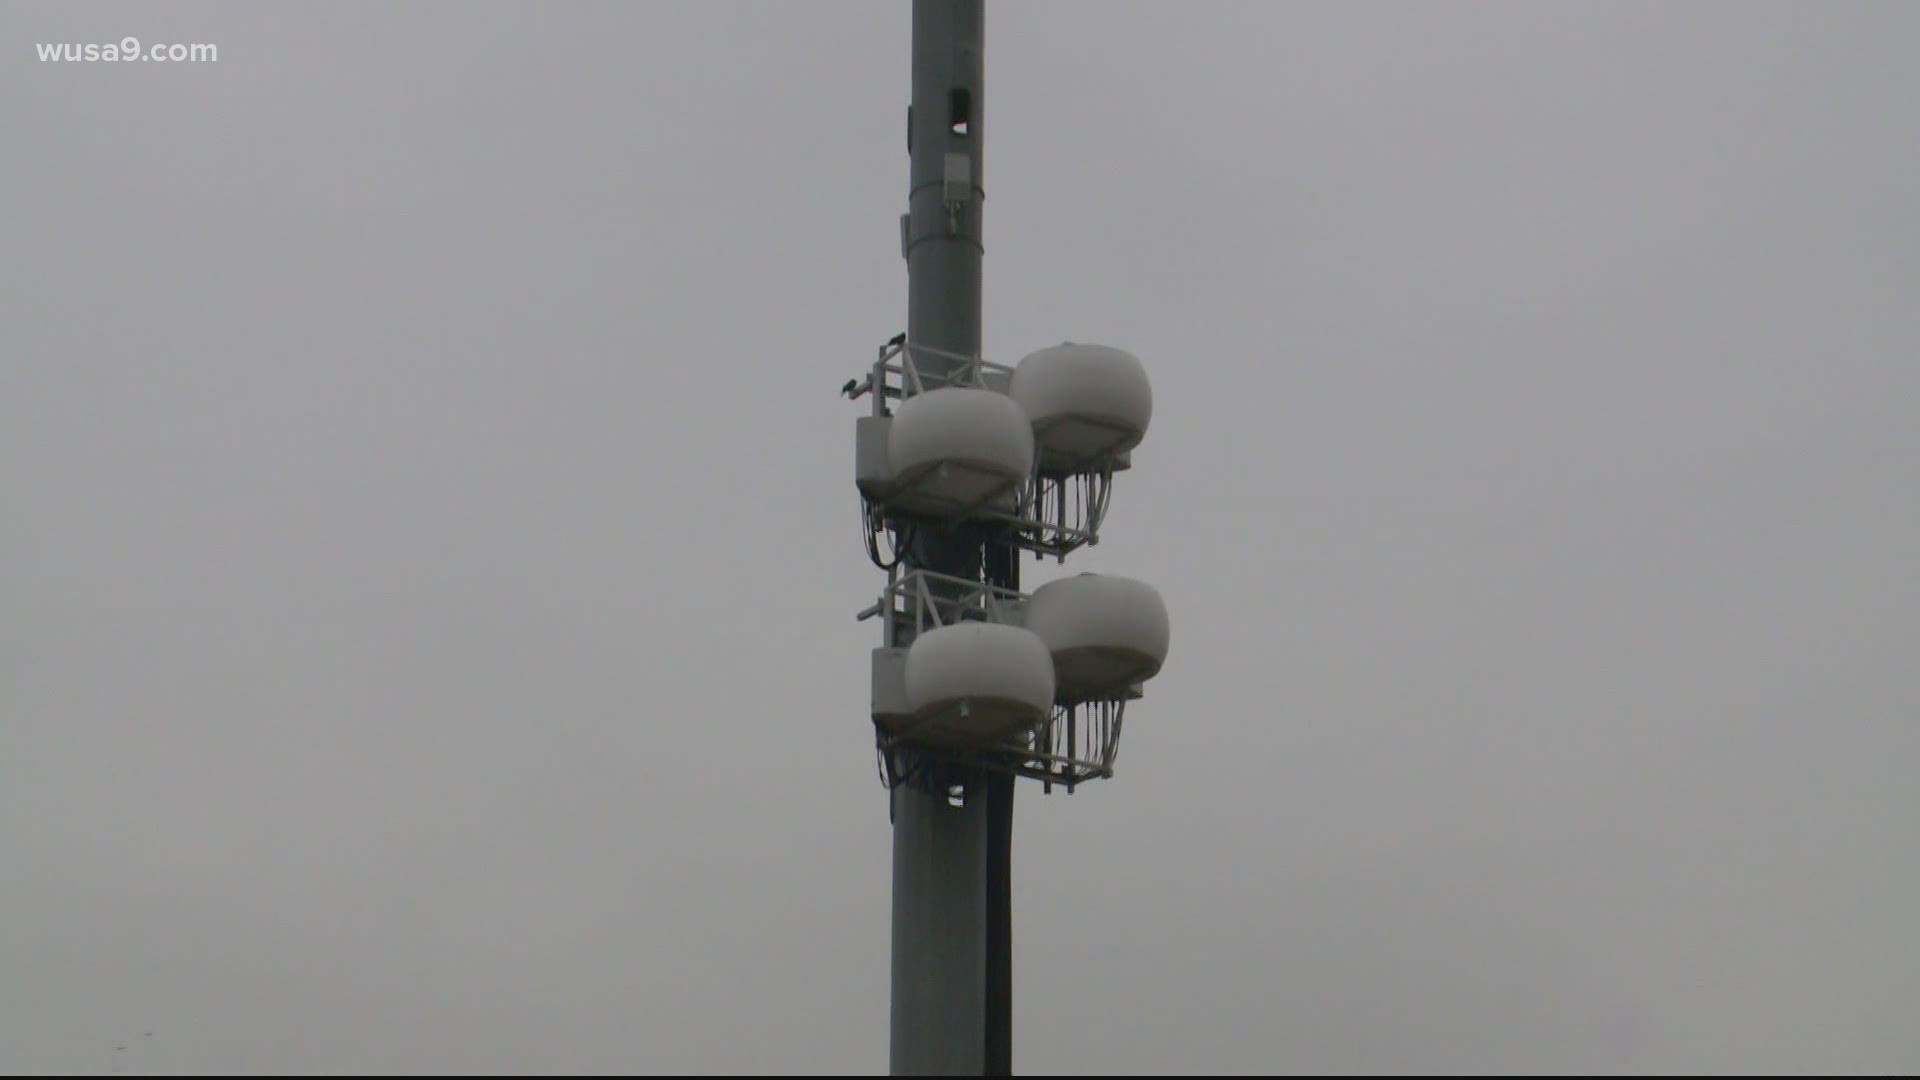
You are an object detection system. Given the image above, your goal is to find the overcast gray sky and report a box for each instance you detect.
[5,1,1918,1073]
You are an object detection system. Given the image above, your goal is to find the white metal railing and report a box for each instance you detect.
[856,567,1023,645]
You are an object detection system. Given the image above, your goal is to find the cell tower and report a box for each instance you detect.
[845,2,1170,1074]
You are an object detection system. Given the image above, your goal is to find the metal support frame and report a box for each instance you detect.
[862,568,1134,793]
[862,335,1118,560]
[858,566,1024,636]
[876,699,1128,795]
[869,337,1007,403]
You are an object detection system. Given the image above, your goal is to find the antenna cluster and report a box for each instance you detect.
[851,337,1171,792]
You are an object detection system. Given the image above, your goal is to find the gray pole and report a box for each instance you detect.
[891,1,1013,1075]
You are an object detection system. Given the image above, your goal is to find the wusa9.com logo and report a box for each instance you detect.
[38,38,217,62]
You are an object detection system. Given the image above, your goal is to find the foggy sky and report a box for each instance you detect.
[4,1,1918,1073]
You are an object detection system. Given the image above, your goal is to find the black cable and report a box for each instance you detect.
[863,503,914,572]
